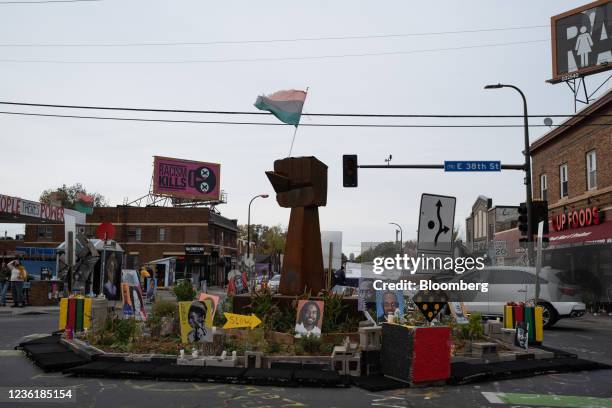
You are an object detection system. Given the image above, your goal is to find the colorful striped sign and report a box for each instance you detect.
[59,297,92,332]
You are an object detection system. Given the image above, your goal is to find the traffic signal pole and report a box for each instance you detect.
[359,164,525,170]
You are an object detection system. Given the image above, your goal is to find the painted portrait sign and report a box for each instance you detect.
[102,251,122,301]
[146,278,157,302]
[198,293,220,317]
[152,156,221,201]
[358,278,376,311]
[179,300,214,344]
[550,0,612,82]
[375,290,405,322]
[121,283,147,321]
[294,300,324,338]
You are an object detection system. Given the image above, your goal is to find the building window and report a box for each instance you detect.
[126,254,139,269]
[559,164,568,198]
[540,174,548,201]
[586,150,597,190]
[128,226,142,242]
[159,227,167,242]
[37,225,53,241]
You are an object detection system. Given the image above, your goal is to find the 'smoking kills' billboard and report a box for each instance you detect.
[549,0,612,83]
[152,156,221,201]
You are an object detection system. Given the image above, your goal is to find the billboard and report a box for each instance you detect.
[549,0,612,83]
[0,194,64,223]
[152,156,221,201]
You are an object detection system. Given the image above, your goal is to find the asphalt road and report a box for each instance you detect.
[0,312,611,408]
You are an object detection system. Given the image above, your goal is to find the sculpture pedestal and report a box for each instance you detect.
[280,206,325,296]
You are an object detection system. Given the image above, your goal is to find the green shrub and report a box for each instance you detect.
[97,317,139,345]
[296,334,323,354]
[247,289,282,331]
[455,312,484,340]
[152,300,178,318]
[321,291,347,332]
[265,341,281,354]
[173,280,196,301]
[113,318,139,344]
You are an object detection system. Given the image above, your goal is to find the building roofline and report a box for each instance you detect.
[530,88,612,154]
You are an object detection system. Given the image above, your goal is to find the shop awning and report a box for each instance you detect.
[548,220,612,247]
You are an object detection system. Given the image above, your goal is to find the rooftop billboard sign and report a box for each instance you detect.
[549,0,612,83]
[152,156,221,201]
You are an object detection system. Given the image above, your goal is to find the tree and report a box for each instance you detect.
[238,223,286,256]
[40,183,107,209]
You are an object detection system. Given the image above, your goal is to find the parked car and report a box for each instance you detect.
[331,285,357,296]
[450,266,586,328]
[268,274,280,293]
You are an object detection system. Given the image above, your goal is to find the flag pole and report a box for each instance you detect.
[287,87,309,157]
[288,126,299,157]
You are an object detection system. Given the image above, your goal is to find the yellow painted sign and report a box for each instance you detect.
[223,313,262,329]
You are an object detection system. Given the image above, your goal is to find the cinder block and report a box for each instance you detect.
[487,321,502,335]
[533,350,555,360]
[347,355,361,376]
[500,328,516,345]
[177,357,206,366]
[471,342,498,357]
[245,351,263,368]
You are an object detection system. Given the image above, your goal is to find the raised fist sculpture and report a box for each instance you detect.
[266,157,328,295]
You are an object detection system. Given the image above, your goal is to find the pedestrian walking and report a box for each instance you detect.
[8,260,25,307]
[0,262,10,306]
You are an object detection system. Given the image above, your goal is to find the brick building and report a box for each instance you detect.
[465,195,519,263]
[529,89,612,303]
[23,206,239,286]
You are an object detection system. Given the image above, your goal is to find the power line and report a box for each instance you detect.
[0,110,610,128]
[1,100,611,119]
[0,0,99,4]
[0,24,550,47]
[0,38,548,64]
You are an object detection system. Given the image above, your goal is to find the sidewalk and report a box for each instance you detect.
[0,305,59,316]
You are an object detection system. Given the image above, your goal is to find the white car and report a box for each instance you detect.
[268,274,280,293]
[451,266,586,328]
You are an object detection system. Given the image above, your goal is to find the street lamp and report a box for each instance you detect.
[484,83,534,266]
[389,222,403,255]
[247,194,269,281]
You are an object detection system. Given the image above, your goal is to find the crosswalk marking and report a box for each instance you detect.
[482,392,612,408]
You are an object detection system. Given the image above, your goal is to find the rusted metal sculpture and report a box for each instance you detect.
[266,157,328,296]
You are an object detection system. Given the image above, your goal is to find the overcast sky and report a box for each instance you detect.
[1,0,609,255]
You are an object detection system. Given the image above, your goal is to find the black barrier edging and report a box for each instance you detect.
[19,334,612,388]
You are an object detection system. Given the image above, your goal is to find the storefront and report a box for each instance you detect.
[545,214,612,306]
[529,89,612,309]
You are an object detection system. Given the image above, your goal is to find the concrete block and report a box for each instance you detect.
[533,350,555,360]
[245,351,264,368]
[500,328,516,345]
[487,321,502,335]
[471,342,498,357]
[177,357,206,366]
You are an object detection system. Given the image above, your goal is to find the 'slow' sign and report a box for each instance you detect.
[444,161,501,172]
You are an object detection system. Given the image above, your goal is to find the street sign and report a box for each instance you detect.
[223,313,262,329]
[417,193,456,254]
[494,240,508,257]
[444,161,501,172]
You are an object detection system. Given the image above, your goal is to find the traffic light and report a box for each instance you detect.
[518,202,528,247]
[343,154,358,187]
[532,200,549,245]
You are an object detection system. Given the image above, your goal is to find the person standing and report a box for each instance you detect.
[0,262,10,306]
[8,260,25,307]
